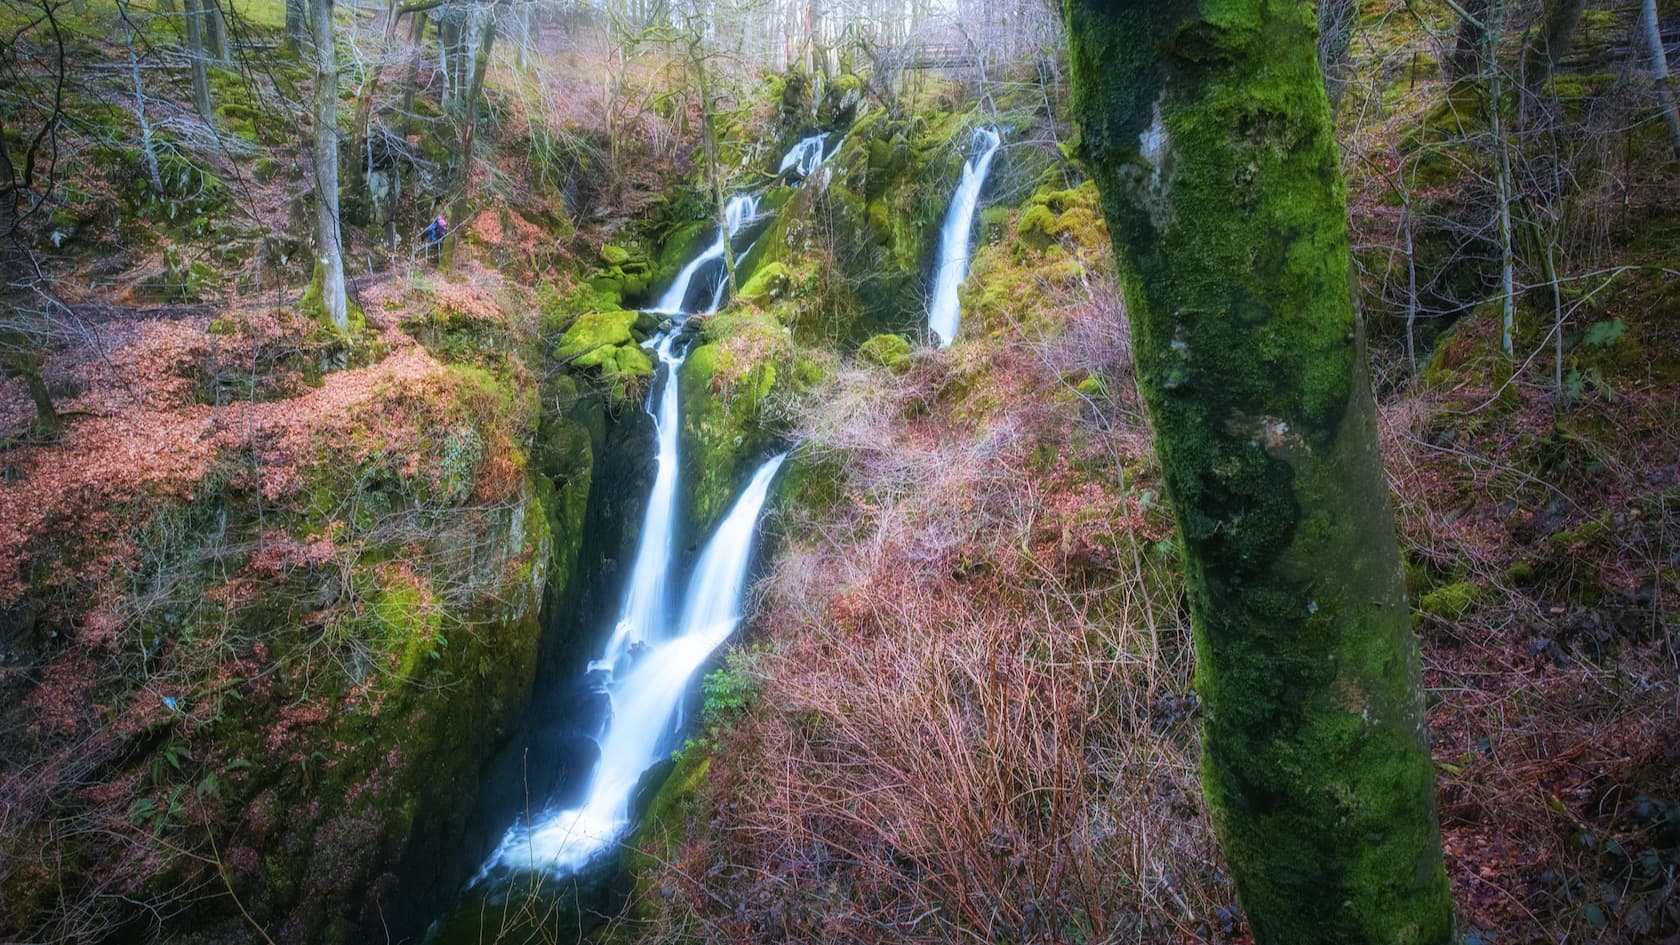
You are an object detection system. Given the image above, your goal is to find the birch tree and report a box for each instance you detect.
[1061,3,1455,942]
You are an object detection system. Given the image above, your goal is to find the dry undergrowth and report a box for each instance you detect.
[627,276,1245,944]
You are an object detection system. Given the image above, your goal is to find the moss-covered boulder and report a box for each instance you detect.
[554,310,655,403]
[858,332,914,374]
[677,308,816,539]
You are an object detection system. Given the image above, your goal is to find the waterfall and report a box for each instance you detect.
[484,454,787,876]
[928,127,1002,348]
[651,193,761,314]
[467,132,831,886]
[595,334,683,668]
[777,132,829,178]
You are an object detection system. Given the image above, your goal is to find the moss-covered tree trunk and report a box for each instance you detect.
[284,0,307,53]
[1524,0,1589,89]
[0,332,59,439]
[1061,3,1454,943]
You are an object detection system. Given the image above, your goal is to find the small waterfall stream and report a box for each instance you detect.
[928,127,1002,348]
[481,453,785,876]
[464,133,833,890]
[652,193,761,315]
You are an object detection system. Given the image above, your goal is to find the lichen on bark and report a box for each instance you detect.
[1063,2,1455,943]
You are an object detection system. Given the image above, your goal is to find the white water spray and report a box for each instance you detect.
[928,127,1002,348]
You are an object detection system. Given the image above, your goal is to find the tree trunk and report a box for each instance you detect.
[1318,0,1357,113]
[442,2,497,268]
[1524,0,1589,89]
[455,6,496,193]
[348,0,404,193]
[285,0,308,53]
[204,0,230,61]
[181,0,215,123]
[439,14,462,114]
[1061,4,1455,944]
[0,342,58,439]
[121,2,165,192]
[692,40,735,300]
[1446,0,1489,80]
[1642,0,1680,161]
[310,0,348,331]
[399,10,428,136]
[1484,4,1517,358]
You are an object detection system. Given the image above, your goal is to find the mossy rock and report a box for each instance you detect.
[738,261,792,305]
[554,310,653,404]
[858,333,913,374]
[678,315,792,538]
[1418,581,1479,621]
[622,748,712,922]
[555,310,639,362]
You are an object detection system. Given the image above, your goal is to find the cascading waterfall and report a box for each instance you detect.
[482,454,786,876]
[652,193,761,314]
[596,334,684,667]
[469,133,829,884]
[777,132,829,178]
[928,126,1002,348]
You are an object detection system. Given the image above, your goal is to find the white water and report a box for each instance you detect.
[652,193,761,314]
[485,454,786,876]
[471,133,831,884]
[597,334,683,667]
[777,132,829,178]
[928,127,1002,348]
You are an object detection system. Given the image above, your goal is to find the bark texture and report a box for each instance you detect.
[1643,0,1680,161]
[285,0,307,52]
[181,0,214,123]
[1061,3,1454,943]
[310,0,348,330]
[1523,0,1590,88]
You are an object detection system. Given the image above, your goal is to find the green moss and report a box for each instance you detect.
[857,333,913,374]
[1544,518,1607,551]
[1066,3,1453,942]
[553,310,653,405]
[738,261,792,304]
[678,309,795,537]
[623,748,712,913]
[554,310,637,361]
[1417,581,1478,621]
[300,265,367,335]
[367,577,445,681]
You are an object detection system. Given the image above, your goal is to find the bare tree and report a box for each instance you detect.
[1641,0,1680,160]
[310,0,349,329]
[285,0,308,52]
[181,0,216,123]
